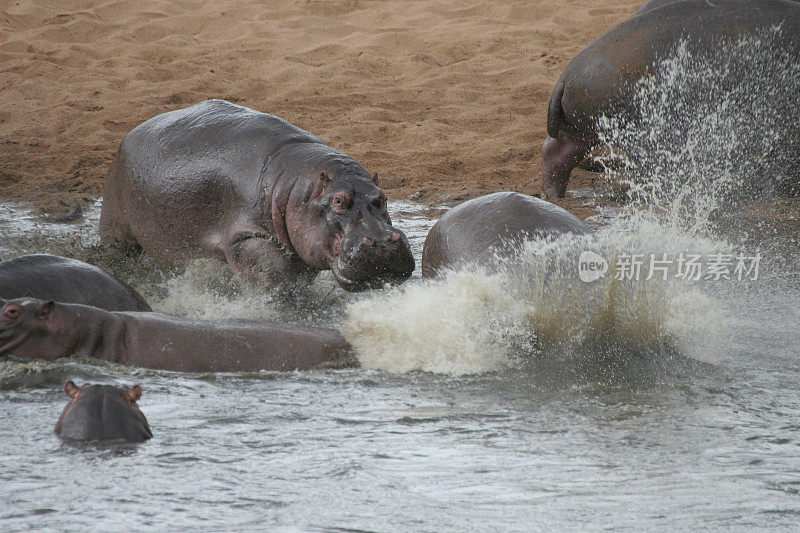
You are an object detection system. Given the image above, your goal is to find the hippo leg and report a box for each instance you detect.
[541,132,591,200]
[224,235,317,289]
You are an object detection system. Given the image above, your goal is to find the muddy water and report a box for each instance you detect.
[2,192,800,530]
[2,36,800,524]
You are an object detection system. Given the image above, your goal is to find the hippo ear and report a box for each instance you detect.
[125,385,143,403]
[372,172,379,185]
[64,381,80,398]
[36,300,55,319]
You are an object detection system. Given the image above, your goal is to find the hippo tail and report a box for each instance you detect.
[546,79,569,139]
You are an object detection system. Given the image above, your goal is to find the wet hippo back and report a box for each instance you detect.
[54,382,152,442]
[635,0,682,13]
[0,255,150,312]
[422,192,592,277]
[100,99,314,265]
[542,0,800,199]
[637,0,799,12]
[557,0,800,139]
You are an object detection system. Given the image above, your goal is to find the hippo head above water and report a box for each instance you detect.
[284,167,415,292]
[1,298,86,361]
[0,298,57,359]
[54,381,152,442]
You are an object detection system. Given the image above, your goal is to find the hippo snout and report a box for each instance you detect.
[332,229,415,291]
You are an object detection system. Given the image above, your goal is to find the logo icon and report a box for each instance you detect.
[578,251,608,282]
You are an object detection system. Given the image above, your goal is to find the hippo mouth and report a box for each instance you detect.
[330,261,388,292]
[330,252,414,292]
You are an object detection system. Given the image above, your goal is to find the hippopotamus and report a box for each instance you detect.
[0,297,352,372]
[421,192,592,277]
[637,0,799,13]
[541,0,800,199]
[0,254,150,312]
[100,99,414,292]
[634,0,682,13]
[55,381,152,442]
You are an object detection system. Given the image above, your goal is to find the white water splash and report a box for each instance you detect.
[344,222,727,376]
[344,268,529,375]
[152,259,283,321]
[596,27,800,229]
[147,201,438,326]
[150,258,356,329]
[345,31,800,375]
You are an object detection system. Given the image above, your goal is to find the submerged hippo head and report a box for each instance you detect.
[285,167,415,291]
[0,298,57,359]
[54,381,152,442]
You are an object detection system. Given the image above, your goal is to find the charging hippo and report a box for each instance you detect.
[541,0,800,199]
[100,99,414,292]
[55,381,152,442]
[0,298,353,372]
[0,254,150,312]
[422,192,592,277]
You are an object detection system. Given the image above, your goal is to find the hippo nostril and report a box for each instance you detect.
[362,237,374,246]
[390,232,401,242]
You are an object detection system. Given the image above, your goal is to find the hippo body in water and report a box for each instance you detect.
[0,298,352,372]
[542,0,800,199]
[0,255,150,312]
[100,99,414,292]
[55,381,152,442]
[421,192,592,277]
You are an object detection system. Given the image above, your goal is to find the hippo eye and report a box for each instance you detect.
[331,193,350,212]
[373,196,387,210]
[5,308,19,319]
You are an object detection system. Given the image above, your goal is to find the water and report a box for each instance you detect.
[3,42,800,529]
[3,198,798,531]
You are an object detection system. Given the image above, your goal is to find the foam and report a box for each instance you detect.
[343,31,800,375]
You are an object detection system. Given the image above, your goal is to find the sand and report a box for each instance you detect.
[0,0,643,216]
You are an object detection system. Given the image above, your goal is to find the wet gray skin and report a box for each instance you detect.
[54,381,152,442]
[542,0,800,200]
[0,254,150,312]
[3,196,800,529]
[0,297,353,372]
[100,99,414,292]
[422,192,593,277]
[637,0,799,14]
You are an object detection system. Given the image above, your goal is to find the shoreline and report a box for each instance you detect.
[0,0,642,215]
